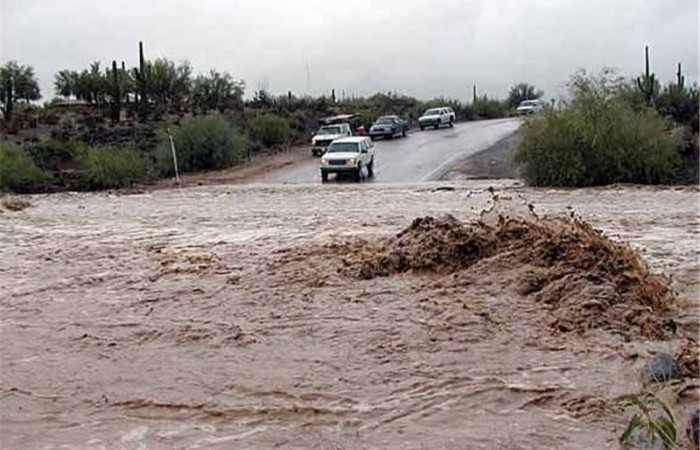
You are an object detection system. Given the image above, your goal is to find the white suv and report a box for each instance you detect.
[311,123,353,156]
[418,107,455,130]
[516,99,545,115]
[320,136,376,182]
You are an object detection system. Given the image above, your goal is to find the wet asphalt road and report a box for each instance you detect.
[257,118,521,184]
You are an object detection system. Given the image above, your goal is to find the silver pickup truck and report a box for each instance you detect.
[311,123,352,157]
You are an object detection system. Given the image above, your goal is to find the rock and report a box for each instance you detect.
[692,410,699,448]
[642,352,681,384]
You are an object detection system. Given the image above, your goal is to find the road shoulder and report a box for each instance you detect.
[442,132,521,181]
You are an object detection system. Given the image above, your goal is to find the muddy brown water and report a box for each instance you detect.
[1,181,698,449]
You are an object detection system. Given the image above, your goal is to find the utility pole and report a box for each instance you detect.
[305,62,310,96]
[166,128,180,185]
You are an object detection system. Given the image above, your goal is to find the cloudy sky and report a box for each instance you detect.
[1,0,698,101]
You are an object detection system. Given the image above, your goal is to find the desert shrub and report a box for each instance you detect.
[508,82,544,108]
[0,142,51,192]
[25,140,75,172]
[513,110,586,186]
[155,115,246,175]
[514,72,681,187]
[72,143,147,189]
[656,83,699,133]
[248,113,293,148]
[473,96,510,119]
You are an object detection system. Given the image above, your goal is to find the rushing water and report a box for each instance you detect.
[1,182,698,449]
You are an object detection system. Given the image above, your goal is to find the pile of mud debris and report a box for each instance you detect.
[337,214,676,338]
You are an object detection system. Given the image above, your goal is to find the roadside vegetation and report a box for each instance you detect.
[0,41,524,193]
[0,142,49,192]
[514,48,698,187]
[1,42,696,192]
[154,116,247,176]
[73,143,148,190]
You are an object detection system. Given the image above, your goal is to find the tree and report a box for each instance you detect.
[146,58,192,111]
[54,70,79,99]
[72,61,107,104]
[192,70,244,112]
[0,61,41,119]
[252,89,273,108]
[507,82,544,108]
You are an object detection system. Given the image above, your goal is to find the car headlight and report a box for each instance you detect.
[321,158,328,165]
[346,158,355,166]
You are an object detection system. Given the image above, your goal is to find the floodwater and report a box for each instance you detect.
[1,181,698,449]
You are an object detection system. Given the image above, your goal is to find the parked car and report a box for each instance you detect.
[369,115,409,140]
[516,99,545,115]
[418,107,455,130]
[320,136,376,182]
[311,123,352,156]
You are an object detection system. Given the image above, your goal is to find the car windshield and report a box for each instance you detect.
[317,126,342,135]
[376,117,395,124]
[519,101,538,107]
[424,108,442,116]
[327,142,359,153]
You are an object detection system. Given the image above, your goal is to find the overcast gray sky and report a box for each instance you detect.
[1,0,698,101]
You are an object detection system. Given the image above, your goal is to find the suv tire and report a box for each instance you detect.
[354,163,363,182]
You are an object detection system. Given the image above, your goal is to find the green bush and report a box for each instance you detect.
[656,84,699,134]
[248,113,293,148]
[155,115,246,175]
[513,111,586,186]
[25,140,74,172]
[513,74,681,187]
[0,142,51,192]
[73,143,148,190]
[473,96,510,119]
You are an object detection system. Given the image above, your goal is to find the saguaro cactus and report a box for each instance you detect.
[132,41,150,120]
[121,61,129,105]
[110,60,121,123]
[473,84,477,103]
[3,77,13,120]
[676,62,685,88]
[636,46,657,105]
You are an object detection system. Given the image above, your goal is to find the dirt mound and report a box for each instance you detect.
[347,215,675,338]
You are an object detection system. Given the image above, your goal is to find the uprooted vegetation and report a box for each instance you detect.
[305,213,676,339]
